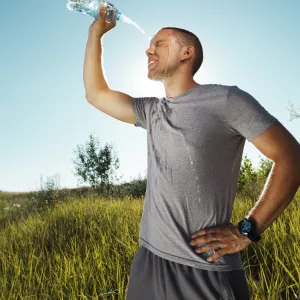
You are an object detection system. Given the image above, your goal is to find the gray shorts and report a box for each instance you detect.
[126,245,251,300]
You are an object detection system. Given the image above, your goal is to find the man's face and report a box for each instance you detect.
[145,30,182,81]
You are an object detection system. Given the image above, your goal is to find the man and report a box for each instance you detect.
[84,3,300,300]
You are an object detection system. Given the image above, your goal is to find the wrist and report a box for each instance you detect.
[88,30,104,40]
[237,218,261,243]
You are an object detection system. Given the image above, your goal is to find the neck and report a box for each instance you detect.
[163,76,199,99]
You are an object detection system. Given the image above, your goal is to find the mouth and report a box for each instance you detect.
[148,60,157,70]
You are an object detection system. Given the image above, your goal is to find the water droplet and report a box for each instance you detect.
[120,14,148,36]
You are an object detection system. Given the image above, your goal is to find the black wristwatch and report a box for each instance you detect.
[237,217,261,243]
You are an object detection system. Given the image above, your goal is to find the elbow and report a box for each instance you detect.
[85,89,100,103]
[85,89,109,103]
[86,92,93,103]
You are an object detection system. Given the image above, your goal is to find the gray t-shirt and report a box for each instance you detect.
[131,84,278,271]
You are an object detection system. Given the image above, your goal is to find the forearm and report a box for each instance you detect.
[83,31,109,100]
[245,159,300,235]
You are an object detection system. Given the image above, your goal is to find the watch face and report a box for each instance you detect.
[240,219,252,233]
[238,219,261,242]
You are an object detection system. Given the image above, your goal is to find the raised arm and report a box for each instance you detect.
[83,3,136,124]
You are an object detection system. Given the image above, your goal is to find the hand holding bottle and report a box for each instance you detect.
[89,2,116,38]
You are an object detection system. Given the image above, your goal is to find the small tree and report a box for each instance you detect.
[285,100,300,122]
[237,154,258,200]
[31,174,60,211]
[99,142,121,195]
[72,134,121,195]
[257,156,274,181]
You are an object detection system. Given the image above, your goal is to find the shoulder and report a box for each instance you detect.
[215,84,238,93]
[132,96,160,107]
[210,84,254,101]
[202,84,239,99]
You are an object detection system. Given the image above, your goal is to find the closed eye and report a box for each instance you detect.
[156,41,168,46]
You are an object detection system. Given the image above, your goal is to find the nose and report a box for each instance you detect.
[145,44,155,57]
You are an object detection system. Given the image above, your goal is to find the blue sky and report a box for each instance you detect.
[1,0,299,192]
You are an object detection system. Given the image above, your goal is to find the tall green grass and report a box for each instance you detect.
[1,191,299,299]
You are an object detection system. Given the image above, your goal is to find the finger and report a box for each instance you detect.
[207,248,228,262]
[99,2,106,17]
[190,233,219,246]
[191,230,210,238]
[191,227,223,238]
[194,241,226,253]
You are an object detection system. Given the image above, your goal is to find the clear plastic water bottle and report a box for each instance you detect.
[66,0,125,23]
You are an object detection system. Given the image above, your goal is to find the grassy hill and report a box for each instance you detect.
[0,190,299,299]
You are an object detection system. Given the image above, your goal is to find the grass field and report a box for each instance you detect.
[0,190,299,299]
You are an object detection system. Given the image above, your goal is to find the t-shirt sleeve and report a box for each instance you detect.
[225,86,278,142]
[131,96,156,130]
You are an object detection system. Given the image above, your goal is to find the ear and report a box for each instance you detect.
[180,46,195,61]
